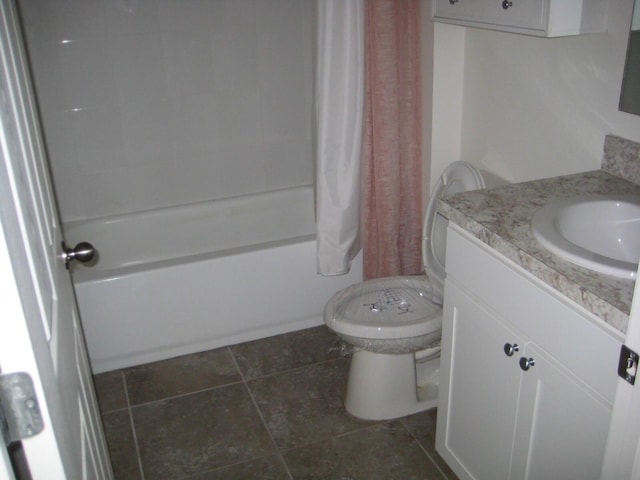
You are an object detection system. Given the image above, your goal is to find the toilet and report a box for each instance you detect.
[324,161,502,420]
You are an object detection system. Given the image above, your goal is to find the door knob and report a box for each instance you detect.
[519,357,535,371]
[62,241,96,269]
[503,343,519,357]
[502,0,513,9]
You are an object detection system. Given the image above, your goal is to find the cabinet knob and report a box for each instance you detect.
[503,343,519,357]
[519,357,535,371]
[449,0,459,4]
[502,0,513,9]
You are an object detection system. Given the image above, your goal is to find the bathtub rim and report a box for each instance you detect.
[70,233,317,284]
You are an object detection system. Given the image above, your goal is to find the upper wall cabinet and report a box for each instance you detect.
[432,0,609,37]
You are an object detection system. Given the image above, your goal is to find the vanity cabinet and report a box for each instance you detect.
[432,0,608,37]
[436,225,623,480]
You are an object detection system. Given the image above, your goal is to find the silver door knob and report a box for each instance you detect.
[519,357,535,371]
[62,241,96,269]
[503,343,519,357]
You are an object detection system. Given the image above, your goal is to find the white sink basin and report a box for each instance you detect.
[530,194,640,279]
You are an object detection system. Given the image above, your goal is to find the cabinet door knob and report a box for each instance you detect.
[503,343,519,357]
[502,0,513,9]
[519,357,535,371]
[449,0,459,4]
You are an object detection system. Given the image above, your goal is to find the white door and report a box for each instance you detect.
[601,265,640,479]
[0,0,112,478]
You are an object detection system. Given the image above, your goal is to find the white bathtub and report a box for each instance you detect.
[65,186,363,373]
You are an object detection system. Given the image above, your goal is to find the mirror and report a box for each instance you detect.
[620,0,640,114]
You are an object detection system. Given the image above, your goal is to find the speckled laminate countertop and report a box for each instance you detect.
[438,169,640,335]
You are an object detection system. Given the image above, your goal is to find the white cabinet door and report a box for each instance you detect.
[510,343,612,480]
[439,281,614,480]
[437,282,522,480]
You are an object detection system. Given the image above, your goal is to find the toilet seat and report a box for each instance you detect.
[324,277,442,351]
[324,161,486,350]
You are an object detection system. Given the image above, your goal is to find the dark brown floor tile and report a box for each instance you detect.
[230,326,343,380]
[132,383,275,479]
[401,409,460,480]
[186,455,291,479]
[283,422,444,480]
[248,358,370,449]
[93,370,127,412]
[101,410,141,480]
[124,347,241,405]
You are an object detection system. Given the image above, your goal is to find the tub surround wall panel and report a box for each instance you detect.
[18,0,314,223]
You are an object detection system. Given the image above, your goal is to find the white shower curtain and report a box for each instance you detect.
[315,0,365,276]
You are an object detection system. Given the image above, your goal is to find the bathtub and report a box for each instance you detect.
[65,186,363,373]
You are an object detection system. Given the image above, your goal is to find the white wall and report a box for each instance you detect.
[19,0,313,223]
[421,0,435,211]
[431,0,640,186]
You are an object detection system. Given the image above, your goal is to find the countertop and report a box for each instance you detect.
[438,169,640,335]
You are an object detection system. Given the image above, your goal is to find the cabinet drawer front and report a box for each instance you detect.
[445,225,622,403]
[433,0,546,31]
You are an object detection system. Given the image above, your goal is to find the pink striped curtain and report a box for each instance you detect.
[361,0,423,280]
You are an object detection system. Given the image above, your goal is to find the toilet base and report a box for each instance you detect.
[344,349,439,420]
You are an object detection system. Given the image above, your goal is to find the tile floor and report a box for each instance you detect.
[93,326,459,480]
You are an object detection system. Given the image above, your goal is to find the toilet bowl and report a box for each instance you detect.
[324,161,501,420]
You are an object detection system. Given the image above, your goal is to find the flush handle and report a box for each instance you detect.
[503,343,519,357]
[62,241,96,269]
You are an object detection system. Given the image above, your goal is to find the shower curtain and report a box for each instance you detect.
[315,0,365,276]
[361,0,423,279]
[315,0,422,279]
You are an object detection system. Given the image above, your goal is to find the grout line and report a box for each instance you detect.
[399,419,452,480]
[273,419,394,457]
[99,405,129,415]
[227,347,295,480]
[240,355,349,383]
[121,371,146,480]
[175,452,290,480]
[125,378,245,409]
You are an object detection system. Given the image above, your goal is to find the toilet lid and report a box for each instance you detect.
[422,161,485,301]
[325,277,443,340]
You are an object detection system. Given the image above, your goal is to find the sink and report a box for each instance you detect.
[530,194,640,279]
